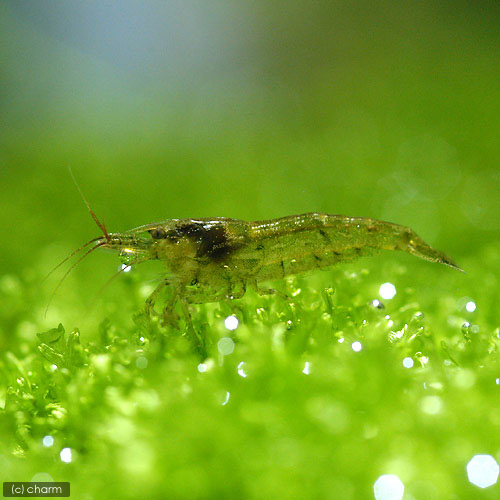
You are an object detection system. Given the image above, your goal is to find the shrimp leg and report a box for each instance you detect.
[250,279,289,300]
[145,278,172,316]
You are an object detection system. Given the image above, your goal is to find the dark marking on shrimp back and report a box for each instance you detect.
[176,222,235,261]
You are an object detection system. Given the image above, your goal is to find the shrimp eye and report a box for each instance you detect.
[150,227,166,239]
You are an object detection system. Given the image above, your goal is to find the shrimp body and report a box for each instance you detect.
[95,212,461,308]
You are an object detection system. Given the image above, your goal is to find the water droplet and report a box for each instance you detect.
[379,283,397,300]
[302,361,310,375]
[457,296,479,313]
[371,299,385,309]
[197,363,207,373]
[224,315,239,331]
[217,337,235,355]
[467,455,499,488]
[414,352,429,366]
[351,341,363,352]
[412,311,424,324]
[42,435,54,447]
[119,250,136,266]
[465,301,477,312]
[402,357,414,369]
[237,362,247,378]
[373,474,404,500]
[60,447,72,463]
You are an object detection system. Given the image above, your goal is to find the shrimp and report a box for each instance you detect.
[61,212,461,319]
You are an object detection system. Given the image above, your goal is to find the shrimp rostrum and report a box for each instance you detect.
[69,212,462,319]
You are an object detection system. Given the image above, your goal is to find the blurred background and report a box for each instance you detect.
[1,0,500,311]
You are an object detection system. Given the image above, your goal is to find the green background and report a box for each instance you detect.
[1,1,500,499]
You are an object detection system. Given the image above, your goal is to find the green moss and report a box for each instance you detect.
[1,246,499,499]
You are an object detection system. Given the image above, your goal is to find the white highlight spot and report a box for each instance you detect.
[352,341,363,352]
[237,362,247,378]
[496,378,500,385]
[217,337,235,355]
[402,357,414,369]
[221,391,230,406]
[379,283,397,300]
[465,301,477,312]
[224,315,239,330]
[338,338,345,343]
[419,355,429,365]
[121,264,132,273]
[373,474,405,500]
[303,361,310,375]
[197,363,207,373]
[467,455,499,488]
[42,435,54,447]
[60,447,72,463]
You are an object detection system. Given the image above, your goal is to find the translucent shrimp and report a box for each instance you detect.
[61,212,461,319]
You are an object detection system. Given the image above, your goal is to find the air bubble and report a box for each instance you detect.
[379,283,397,300]
[465,301,476,313]
[402,357,414,369]
[42,435,54,447]
[224,315,239,330]
[467,455,499,488]
[373,474,404,500]
[217,337,235,355]
[60,447,72,463]
[351,341,363,352]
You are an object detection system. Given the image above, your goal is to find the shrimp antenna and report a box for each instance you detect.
[41,236,103,284]
[44,240,108,317]
[68,166,110,242]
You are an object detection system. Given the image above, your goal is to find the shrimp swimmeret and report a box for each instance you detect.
[51,206,462,319]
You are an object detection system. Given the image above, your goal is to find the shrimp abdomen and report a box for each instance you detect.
[239,213,461,281]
